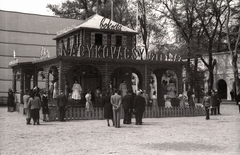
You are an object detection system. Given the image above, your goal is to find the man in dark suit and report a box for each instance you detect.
[211,90,220,115]
[57,90,67,121]
[122,90,133,124]
[133,91,146,125]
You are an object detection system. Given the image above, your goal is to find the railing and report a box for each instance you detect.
[47,106,205,121]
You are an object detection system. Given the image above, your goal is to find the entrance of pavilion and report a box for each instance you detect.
[66,65,102,96]
[111,67,142,94]
[152,69,178,107]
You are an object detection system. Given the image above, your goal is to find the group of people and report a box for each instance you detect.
[102,89,146,128]
[22,87,44,125]
[202,90,222,120]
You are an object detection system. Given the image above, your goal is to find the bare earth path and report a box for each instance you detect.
[0,103,240,155]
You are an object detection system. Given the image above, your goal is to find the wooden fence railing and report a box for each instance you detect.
[46,106,205,121]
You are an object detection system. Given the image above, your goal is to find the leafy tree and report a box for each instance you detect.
[155,0,200,90]
[194,0,228,91]
[226,0,240,94]
[47,0,98,19]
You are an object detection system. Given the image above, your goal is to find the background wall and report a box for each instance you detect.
[0,10,80,104]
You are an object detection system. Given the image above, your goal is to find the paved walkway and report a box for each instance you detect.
[0,103,240,155]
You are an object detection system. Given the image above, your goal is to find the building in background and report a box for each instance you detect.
[0,10,80,104]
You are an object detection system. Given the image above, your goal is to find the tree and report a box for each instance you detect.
[155,0,199,91]
[226,0,240,94]
[47,0,98,19]
[194,0,228,91]
[137,0,148,54]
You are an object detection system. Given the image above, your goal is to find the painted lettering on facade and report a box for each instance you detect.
[100,18,122,31]
[57,44,182,62]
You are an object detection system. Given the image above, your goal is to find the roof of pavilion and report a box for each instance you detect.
[53,14,138,40]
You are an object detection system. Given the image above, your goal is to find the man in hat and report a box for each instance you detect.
[133,90,146,125]
[122,90,133,124]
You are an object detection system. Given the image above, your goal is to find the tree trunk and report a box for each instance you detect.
[232,53,240,94]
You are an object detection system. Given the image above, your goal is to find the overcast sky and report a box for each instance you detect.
[0,0,64,16]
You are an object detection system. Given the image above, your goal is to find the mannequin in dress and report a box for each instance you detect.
[53,81,58,100]
[119,80,127,97]
[71,80,82,102]
[49,81,54,100]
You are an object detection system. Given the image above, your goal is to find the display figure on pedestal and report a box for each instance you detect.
[119,80,127,97]
[53,81,58,100]
[71,80,82,102]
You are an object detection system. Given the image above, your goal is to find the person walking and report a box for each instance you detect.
[202,91,212,120]
[57,90,67,122]
[29,91,41,125]
[133,91,146,125]
[41,91,49,121]
[23,89,31,124]
[122,90,133,124]
[102,91,114,126]
[7,88,15,112]
[111,89,122,128]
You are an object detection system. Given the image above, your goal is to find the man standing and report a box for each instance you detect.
[215,90,221,115]
[57,90,67,122]
[211,90,220,115]
[187,87,194,107]
[111,89,122,128]
[122,90,133,124]
[133,91,146,125]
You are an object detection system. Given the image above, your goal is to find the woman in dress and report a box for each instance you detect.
[119,80,127,97]
[72,80,82,101]
[85,90,93,112]
[41,91,49,122]
[152,91,158,108]
[178,94,187,108]
[53,81,58,100]
[102,91,114,126]
[7,88,15,112]
[164,94,172,108]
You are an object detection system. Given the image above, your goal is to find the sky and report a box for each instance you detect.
[0,0,65,16]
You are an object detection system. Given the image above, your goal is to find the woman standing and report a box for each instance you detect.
[85,90,93,119]
[7,88,15,112]
[29,91,41,125]
[202,91,212,120]
[179,94,187,108]
[152,91,158,108]
[102,91,114,126]
[41,91,49,122]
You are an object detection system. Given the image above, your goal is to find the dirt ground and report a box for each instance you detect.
[0,103,240,155]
